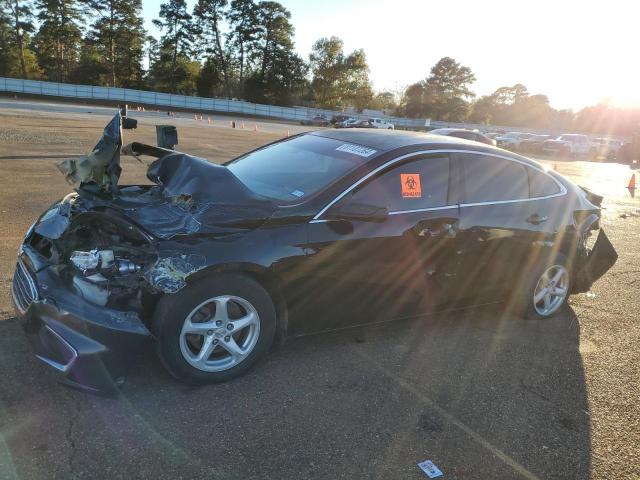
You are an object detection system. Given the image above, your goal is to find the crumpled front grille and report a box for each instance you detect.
[12,256,39,314]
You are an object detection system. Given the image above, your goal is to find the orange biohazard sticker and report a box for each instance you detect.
[401,174,422,198]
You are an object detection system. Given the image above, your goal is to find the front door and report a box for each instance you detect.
[289,154,461,335]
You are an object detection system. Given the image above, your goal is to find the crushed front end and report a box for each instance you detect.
[13,198,159,395]
[12,111,276,394]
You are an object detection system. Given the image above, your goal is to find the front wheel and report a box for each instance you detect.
[522,257,571,319]
[154,273,277,384]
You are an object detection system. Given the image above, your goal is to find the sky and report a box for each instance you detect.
[141,0,640,111]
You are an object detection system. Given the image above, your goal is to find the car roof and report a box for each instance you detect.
[430,128,478,135]
[307,129,544,165]
[310,128,475,151]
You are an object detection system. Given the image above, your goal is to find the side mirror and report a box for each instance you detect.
[122,117,138,130]
[327,202,388,222]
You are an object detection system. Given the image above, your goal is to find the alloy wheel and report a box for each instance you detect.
[532,265,569,316]
[179,295,260,372]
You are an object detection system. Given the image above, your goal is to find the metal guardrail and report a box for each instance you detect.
[0,77,431,127]
[0,76,556,134]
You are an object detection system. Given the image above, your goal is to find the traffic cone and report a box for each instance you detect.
[629,173,636,190]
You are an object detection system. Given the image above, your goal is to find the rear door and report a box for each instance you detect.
[454,152,543,300]
[291,153,460,334]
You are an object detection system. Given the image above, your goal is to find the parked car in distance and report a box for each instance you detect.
[592,138,624,160]
[542,134,593,157]
[519,134,553,154]
[429,128,496,146]
[331,114,352,125]
[300,115,330,127]
[484,132,502,140]
[335,118,359,128]
[353,119,375,128]
[368,118,394,129]
[495,132,534,150]
[14,112,618,393]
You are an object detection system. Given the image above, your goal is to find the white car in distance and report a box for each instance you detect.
[368,118,395,129]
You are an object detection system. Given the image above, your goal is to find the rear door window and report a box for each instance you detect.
[461,154,529,203]
[348,156,450,211]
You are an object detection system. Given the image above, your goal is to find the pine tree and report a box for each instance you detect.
[2,0,36,78]
[83,0,146,87]
[193,0,230,97]
[227,0,260,90]
[152,0,196,93]
[0,4,15,76]
[244,1,306,105]
[33,0,84,82]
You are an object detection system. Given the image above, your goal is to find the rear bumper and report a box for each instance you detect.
[573,229,618,293]
[13,254,152,395]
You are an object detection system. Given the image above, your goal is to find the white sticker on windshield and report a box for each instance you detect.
[336,143,377,157]
[290,190,305,198]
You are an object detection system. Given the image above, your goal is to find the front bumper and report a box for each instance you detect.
[13,249,152,395]
[573,229,618,293]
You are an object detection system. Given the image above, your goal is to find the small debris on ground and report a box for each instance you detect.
[418,460,443,478]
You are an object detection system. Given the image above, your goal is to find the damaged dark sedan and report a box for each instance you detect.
[13,112,617,394]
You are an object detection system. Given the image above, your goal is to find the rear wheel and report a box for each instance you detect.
[154,273,276,384]
[521,255,571,319]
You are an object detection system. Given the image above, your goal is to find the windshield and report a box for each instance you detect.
[226,135,376,202]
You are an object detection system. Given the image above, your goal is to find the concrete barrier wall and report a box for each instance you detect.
[0,77,551,133]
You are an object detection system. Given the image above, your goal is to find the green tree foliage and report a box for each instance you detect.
[469,84,568,129]
[227,0,260,88]
[399,57,475,121]
[369,91,397,112]
[2,0,38,78]
[243,1,307,105]
[33,0,83,82]
[151,0,197,93]
[0,5,14,76]
[309,36,372,110]
[82,0,146,87]
[193,0,230,96]
[422,57,475,121]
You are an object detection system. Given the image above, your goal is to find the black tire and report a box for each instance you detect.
[518,253,572,320]
[154,273,277,384]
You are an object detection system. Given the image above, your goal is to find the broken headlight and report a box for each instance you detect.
[70,249,141,276]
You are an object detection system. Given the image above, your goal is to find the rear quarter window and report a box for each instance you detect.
[527,167,560,197]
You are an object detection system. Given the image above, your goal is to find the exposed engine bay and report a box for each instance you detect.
[26,207,158,314]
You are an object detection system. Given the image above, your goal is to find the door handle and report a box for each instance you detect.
[415,222,457,238]
[526,213,548,225]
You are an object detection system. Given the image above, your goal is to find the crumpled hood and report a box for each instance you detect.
[41,116,277,240]
[57,113,123,192]
[147,152,268,205]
